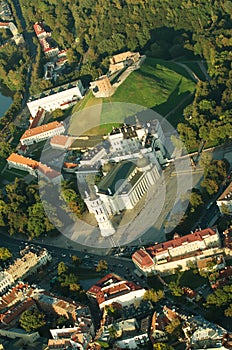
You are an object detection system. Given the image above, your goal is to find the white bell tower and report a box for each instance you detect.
[84,190,115,237]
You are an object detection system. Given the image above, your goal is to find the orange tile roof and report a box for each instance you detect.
[20,121,64,140]
[7,153,38,169]
[7,153,61,179]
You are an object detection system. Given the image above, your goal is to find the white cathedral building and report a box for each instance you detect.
[76,119,169,237]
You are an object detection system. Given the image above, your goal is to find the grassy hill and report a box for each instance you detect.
[70,58,196,134]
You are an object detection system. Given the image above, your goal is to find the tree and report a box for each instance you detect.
[143,289,164,303]
[168,282,184,297]
[96,259,108,272]
[165,318,181,336]
[57,261,68,275]
[0,247,12,261]
[19,309,46,332]
[0,141,13,159]
[225,304,232,318]
[189,191,203,208]
[71,255,82,266]
[153,343,174,350]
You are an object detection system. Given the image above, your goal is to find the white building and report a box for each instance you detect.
[132,227,221,276]
[27,80,85,118]
[76,119,167,237]
[0,271,14,295]
[20,121,65,145]
[87,274,146,309]
[7,153,63,184]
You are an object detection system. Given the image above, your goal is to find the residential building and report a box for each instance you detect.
[0,328,39,344]
[49,327,92,350]
[87,273,146,309]
[27,80,85,117]
[217,181,232,215]
[132,227,221,276]
[196,254,225,272]
[183,315,229,349]
[89,75,114,98]
[7,153,63,184]
[6,248,52,282]
[0,297,36,326]
[20,121,65,145]
[0,283,32,312]
[0,271,14,295]
[35,292,93,329]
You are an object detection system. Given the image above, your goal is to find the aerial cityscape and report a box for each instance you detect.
[0,1,231,350]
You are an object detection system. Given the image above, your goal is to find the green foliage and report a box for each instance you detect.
[153,343,174,350]
[206,284,232,317]
[71,255,82,266]
[168,281,184,297]
[0,247,12,261]
[61,180,86,218]
[0,141,13,159]
[143,289,164,303]
[165,318,182,337]
[201,159,229,195]
[57,261,68,276]
[19,309,46,332]
[96,259,108,272]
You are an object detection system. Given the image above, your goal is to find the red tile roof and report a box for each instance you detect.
[37,163,61,179]
[132,249,155,269]
[1,298,36,325]
[33,22,46,36]
[146,228,218,257]
[29,108,46,129]
[87,274,142,305]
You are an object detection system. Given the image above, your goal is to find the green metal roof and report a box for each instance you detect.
[97,161,137,195]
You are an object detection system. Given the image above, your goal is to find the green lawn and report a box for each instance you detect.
[72,58,196,128]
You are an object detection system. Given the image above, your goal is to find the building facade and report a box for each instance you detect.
[0,272,14,295]
[7,153,63,184]
[20,121,65,145]
[132,227,221,276]
[27,80,85,117]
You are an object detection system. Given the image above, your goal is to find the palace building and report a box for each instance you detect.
[76,119,169,237]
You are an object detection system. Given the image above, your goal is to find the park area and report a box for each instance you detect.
[71,57,197,135]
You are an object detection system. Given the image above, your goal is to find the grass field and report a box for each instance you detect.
[71,58,196,130]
